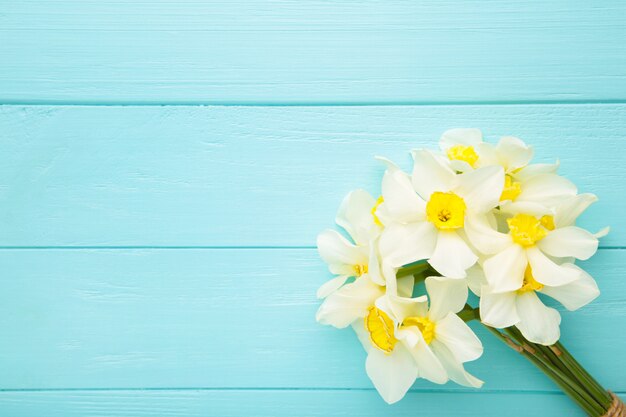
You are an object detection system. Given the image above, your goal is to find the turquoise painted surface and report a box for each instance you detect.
[0,1,624,416]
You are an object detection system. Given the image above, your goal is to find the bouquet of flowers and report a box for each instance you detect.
[315,129,623,416]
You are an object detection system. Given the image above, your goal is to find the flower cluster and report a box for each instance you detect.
[315,129,607,404]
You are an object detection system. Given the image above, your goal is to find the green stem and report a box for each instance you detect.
[484,325,598,416]
[482,325,597,416]
[457,304,480,322]
[555,342,612,409]
[503,328,605,416]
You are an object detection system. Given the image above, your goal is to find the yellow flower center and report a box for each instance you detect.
[402,316,436,344]
[518,265,544,293]
[447,145,479,167]
[371,196,384,227]
[353,264,368,277]
[507,214,554,247]
[500,175,522,202]
[426,192,466,230]
[540,215,556,231]
[365,307,397,354]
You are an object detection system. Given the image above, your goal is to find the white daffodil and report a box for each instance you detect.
[351,276,483,404]
[316,274,386,329]
[439,128,577,210]
[474,193,605,294]
[475,263,600,345]
[439,128,533,174]
[375,151,504,278]
[317,189,386,298]
[316,276,419,405]
[316,268,415,329]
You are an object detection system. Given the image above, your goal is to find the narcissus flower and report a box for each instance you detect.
[315,129,611,409]
[376,151,504,278]
[439,128,577,209]
[473,193,604,293]
[347,277,482,403]
[473,263,600,344]
[317,189,386,298]
[440,128,533,175]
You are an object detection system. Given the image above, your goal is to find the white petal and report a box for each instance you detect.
[516,174,577,206]
[454,165,504,214]
[367,242,386,286]
[396,275,415,298]
[316,275,351,299]
[336,189,378,245]
[381,261,400,287]
[479,286,520,328]
[439,128,483,150]
[594,227,610,239]
[352,321,373,353]
[466,264,487,296]
[540,265,600,311]
[396,326,421,349]
[495,136,533,172]
[475,142,499,166]
[379,222,437,268]
[554,193,598,228]
[449,159,474,173]
[366,345,418,404]
[526,246,581,287]
[430,340,483,388]
[435,312,483,362]
[498,201,553,217]
[380,165,426,223]
[513,162,559,181]
[386,294,429,324]
[316,278,383,328]
[464,213,512,255]
[515,291,561,345]
[429,231,478,279]
[425,276,468,321]
[537,226,598,260]
[317,229,366,272]
[483,244,526,293]
[409,337,448,384]
[411,149,456,199]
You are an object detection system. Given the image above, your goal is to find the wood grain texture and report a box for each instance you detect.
[0,104,623,247]
[1,1,626,104]
[1,390,623,417]
[0,248,622,391]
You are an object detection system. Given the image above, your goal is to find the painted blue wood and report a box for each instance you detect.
[1,391,623,417]
[1,1,625,104]
[2,1,625,415]
[0,104,623,247]
[0,248,622,391]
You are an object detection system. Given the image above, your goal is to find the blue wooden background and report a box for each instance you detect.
[0,1,625,416]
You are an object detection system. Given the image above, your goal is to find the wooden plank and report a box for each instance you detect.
[2,390,621,417]
[1,1,625,104]
[0,248,622,391]
[0,104,624,246]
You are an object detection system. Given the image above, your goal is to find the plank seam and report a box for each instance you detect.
[3,100,626,107]
[0,388,623,395]
[0,246,622,250]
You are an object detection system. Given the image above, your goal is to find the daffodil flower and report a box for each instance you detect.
[439,128,577,209]
[317,189,386,298]
[439,128,533,174]
[350,277,483,404]
[470,263,600,345]
[316,265,415,329]
[375,151,504,278]
[476,193,604,293]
